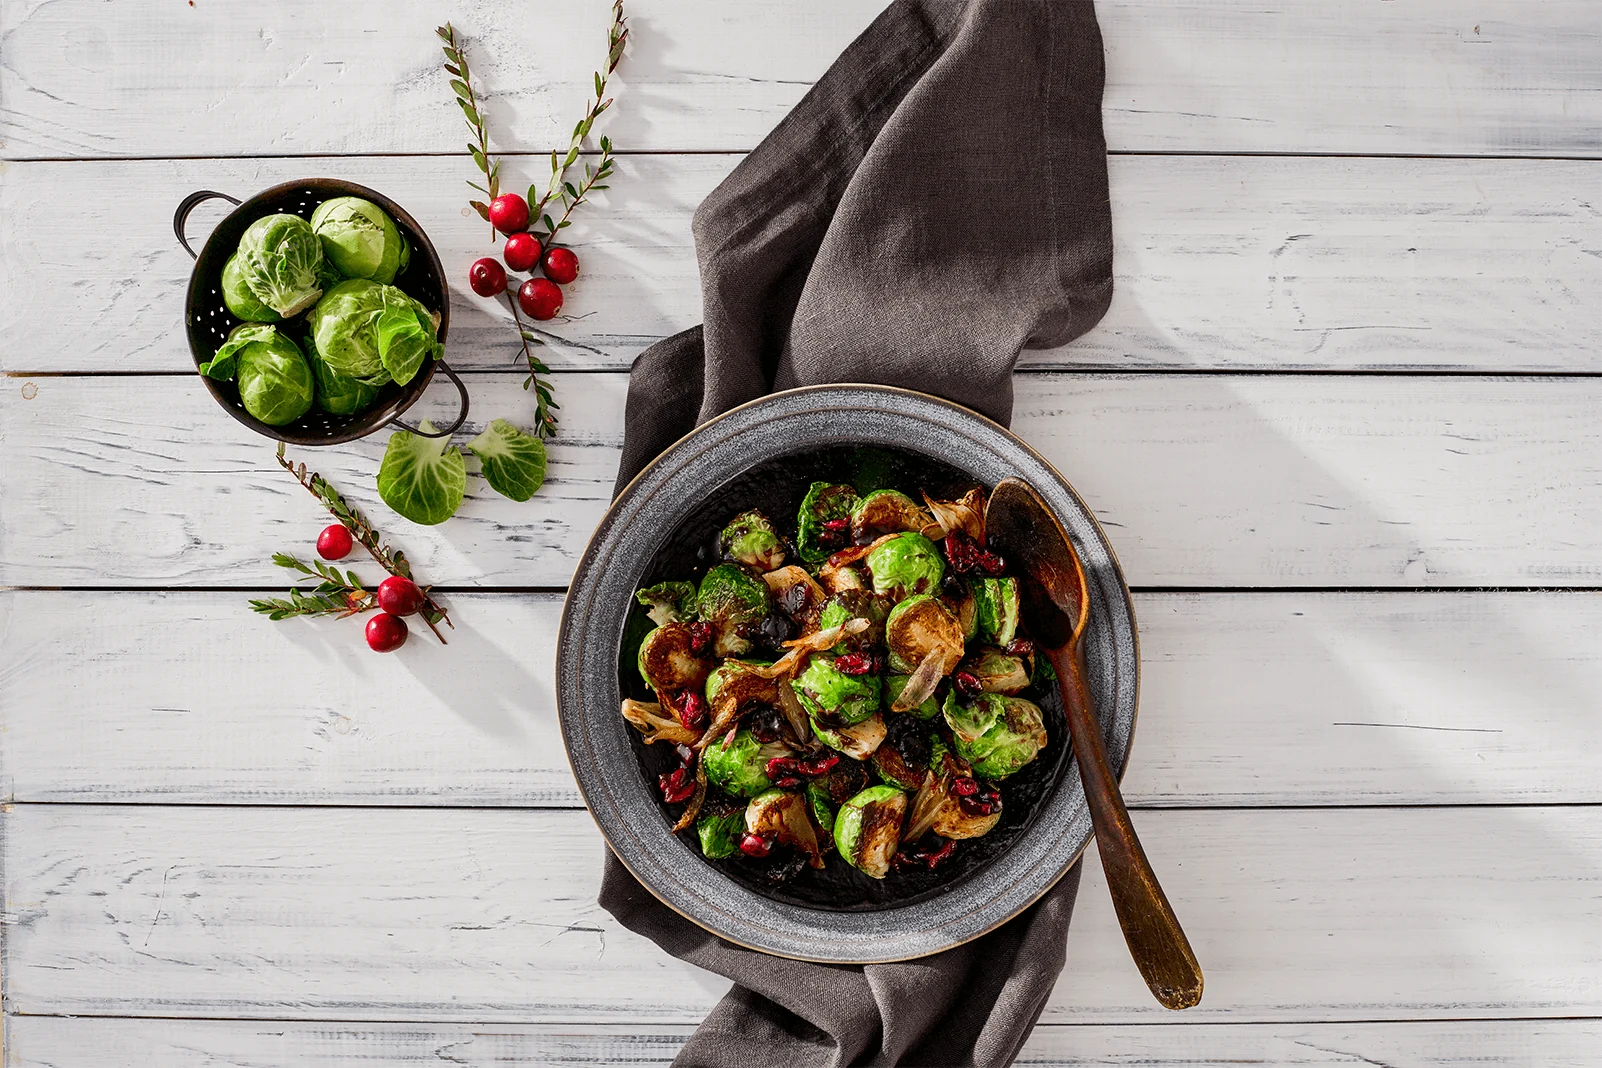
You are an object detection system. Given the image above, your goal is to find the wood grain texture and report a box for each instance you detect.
[8,591,1593,808]
[5,373,1602,589]
[9,1016,1602,1067]
[3,1,1598,158]
[6,155,1599,375]
[5,804,1600,1024]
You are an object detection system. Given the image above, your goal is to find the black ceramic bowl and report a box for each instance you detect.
[174,179,467,446]
[557,385,1139,962]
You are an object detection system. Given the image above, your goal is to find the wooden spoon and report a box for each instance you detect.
[985,476,1203,1010]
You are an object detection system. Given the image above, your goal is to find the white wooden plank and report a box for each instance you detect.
[5,155,1599,375]
[4,804,1599,1023]
[9,1016,1602,1068]
[3,591,1597,808]
[3,1,1598,159]
[4,373,1602,589]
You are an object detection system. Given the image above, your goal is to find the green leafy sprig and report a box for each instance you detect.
[437,22,501,237]
[250,554,377,620]
[504,296,561,439]
[275,443,453,643]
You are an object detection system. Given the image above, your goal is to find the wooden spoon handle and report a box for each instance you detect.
[1056,643,1204,1009]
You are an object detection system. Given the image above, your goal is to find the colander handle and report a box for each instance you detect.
[174,190,243,259]
[389,359,470,438]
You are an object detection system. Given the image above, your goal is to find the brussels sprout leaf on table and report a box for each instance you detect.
[468,419,547,502]
[377,421,467,526]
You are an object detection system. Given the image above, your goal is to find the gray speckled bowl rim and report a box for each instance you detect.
[556,384,1139,963]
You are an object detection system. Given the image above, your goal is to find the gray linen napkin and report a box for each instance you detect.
[602,1,1113,1064]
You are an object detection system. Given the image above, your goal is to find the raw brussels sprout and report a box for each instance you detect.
[881,674,941,720]
[307,279,442,386]
[796,482,859,564]
[696,808,747,859]
[961,647,1032,695]
[221,253,278,322]
[792,654,881,726]
[697,563,772,657]
[703,728,787,798]
[972,576,1021,647]
[224,214,326,319]
[636,581,698,626]
[872,714,934,790]
[850,489,934,542]
[376,422,465,525]
[942,691,1046,780]
[810,710,887,760]
[833,784,908,879]
[309,196,411,283]
[305,331,381,415]
[719,510,787,571]
[636,621,711,694]
[201,324,314,426]
[865,532,944,601]
[805,756,871,852]
[746,789,825,868]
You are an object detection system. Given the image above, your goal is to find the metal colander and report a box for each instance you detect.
[175,178,467,446]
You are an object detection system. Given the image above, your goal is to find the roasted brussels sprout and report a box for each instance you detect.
[796,482,859,564]
[866,532,945,601]
[904,738,1003,841]
[223,213,326,320]
[720,510,787,571]
[703,728,789,797]
[884,594,966,711]
[872,714,934,790]
[697,564,772,657]
[942,691,1046,780]
[959,647,1031,695]
[763,565,824,630]
[816,590,889,650]
[637,622,711,694]
[309,196,411,284]
[746,789,826,868]
[834,784,908,879]
[805,757,871,851]
[636,580,699,626]
[811,710,888,760]
[850,489,935,543]
[972,577,1021,647]
[881,674,941,719]
[941,580,980,642]
[696,807,747,859]
[792,653,881,726]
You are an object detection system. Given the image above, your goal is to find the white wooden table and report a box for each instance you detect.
[3,2,1600,1064]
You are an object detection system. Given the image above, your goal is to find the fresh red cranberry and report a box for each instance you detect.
[687,621,714,656]
[542,246,580,284]
[833,652,875,676]
[658,764,695,804]
[316,523,353,561]
[953,670,983,698]
[503,231,542,272]
[468,257,507,297]
[738,832,775,858]
[488,193,530,235]
[518,277,563,320]
[365,613,408,653]
[376,575,425,617]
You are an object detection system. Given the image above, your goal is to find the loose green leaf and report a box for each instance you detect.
[470,200,490,221]
[377,422,467,526]
[467,419,548,502]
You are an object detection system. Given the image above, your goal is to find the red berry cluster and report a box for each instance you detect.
[467,193,582,321]
[316,523,428,653]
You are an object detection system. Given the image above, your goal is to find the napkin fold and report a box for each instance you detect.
[604,1,1113,1064]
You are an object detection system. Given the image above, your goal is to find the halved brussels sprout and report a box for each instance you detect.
[637,622,711,694]
[905,738,1003,841]
[865,532,945,601]
[696,807,747,859]
[796,482,859,564]
[703,728,788,798]
[941,580,980,642]
[805,756,871,852]
[636,580,698,626]
[881,674,941,720]
[792,653,881,726]
[763,565,824,631]
[942,691,1046,780]
[884,594,966,711]
[961,647,1031,695]
[746,789,825,868]
[309,196,411,284]
[972,577,1021,647]
[224,213,326,319]
[816,590,888,651]
[697,563,772,657]
[850,489,935,543]
[810,710,887,760]
[833,784,908,879]
[720,510,787,572]
[872,714,934,790]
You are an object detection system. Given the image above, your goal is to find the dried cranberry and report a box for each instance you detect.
[893,835,958,872]
[764,852,809,884]
[953,670,983,698]
[833,652,875,676]
[798,753,839,777]
[667,690,708,732]
[822,518,849,533]
[658,765,695,804]
[943,530,1006,576]
[687,622,714,656]
[747,706,785,743]
[816,517,850,551]
[951,776,981,798]
[738,832,775,858]
[1005,637,1036,657]
[955,780,1003,818]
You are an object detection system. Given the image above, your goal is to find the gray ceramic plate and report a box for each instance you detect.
[556,384,1138,962]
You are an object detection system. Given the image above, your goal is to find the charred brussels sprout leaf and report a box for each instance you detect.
[792,654,881,725]
[866,532,945,600]
[703,728,786,798]
[719,510,787,571]
[377,422,466,525]
[882,674,941,720]
[851,489,934,543]
[834,784,908,879]
[636,621,711,694]
[810,711,887,760]
[697,564,772,657]
[636,581,698,626]
[224,214,326,319]
[309,196,410,284]
[943,691,1046,780]
[796,482,859,564]
[972,577,1021,647]
[747,789,826,869]
[697,808,747,859]
[468,419,547,502]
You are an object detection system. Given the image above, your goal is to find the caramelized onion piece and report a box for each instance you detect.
[923,487,987,545]
[621,699,701,746]
[669,760,709,833]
